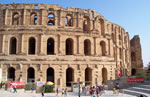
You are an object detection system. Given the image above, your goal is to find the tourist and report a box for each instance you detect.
[56,88,59,97]
[64,88,68,97]
[61,88,65,97]
[41,85,45,97]
[13,85,17,93]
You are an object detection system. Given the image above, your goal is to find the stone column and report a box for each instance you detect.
[4,9,8,25]
[23,9,26,25]
[94,37,96,55]
[0,35,4,53]
[108,39,111,56]
[3,35,9,55]
[57,34,61,54]
[18,34,24,54]
[76,35,80,55]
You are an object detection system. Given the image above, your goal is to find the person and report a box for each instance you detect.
[0,81,3,88]
[115,83,120,95]
[64,88,68,97]
[61,88,65,97]
[13,85,17,93]
[140,94,143,97]
[41,85,45,97]
[56,88,59,97]
[31,87,34,93]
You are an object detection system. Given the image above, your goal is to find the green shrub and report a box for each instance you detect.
[136,72,145,78]
[44,85,54,93]
[5,82,8,90]
[24,83,36,90]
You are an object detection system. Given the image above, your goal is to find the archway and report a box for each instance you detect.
[8,67,15,81]
[10,37,17,54]
[99,18,105,36]
[47,38,54,55]
[131,68,136,76]
[83,16,90,32]
[66,68,74,86]
[66,38,73,55]
[28,37,36,55]
[12,12,19,25]
[84,39,91,55]
[100,41,106,56]
[27,67,35,82]
[85,67,92,85]
[102,68,107,84]
[47,67,54,82]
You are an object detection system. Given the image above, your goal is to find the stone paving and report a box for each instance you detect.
[0,89,135,97]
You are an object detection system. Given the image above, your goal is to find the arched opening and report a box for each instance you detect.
[47,38,54,55]
[66,38,73,55]
[91,11,94,18]
[99,18,105,36]
[119,48,122,59]
[10,37,17,54]
[28,37,36,55]
[102,68,107,84]
[83,16,90,32]
[12,12,19,25]
[85,67,92,85]
[66,68,74,86]
[8,67,15,81]
[131,52,136,62]
[100,41,106,56]
[65,14,73,26]
[48,13,55,26]
[30,13,37,25]
[27,67,35,82]
[47,67,54,82]
[131,68,136,76]
[84,39,91,56]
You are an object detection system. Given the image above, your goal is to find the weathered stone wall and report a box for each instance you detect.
[0,3,131,87]
[130,35,143,75]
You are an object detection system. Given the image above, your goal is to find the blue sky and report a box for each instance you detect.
[0,0,150,67]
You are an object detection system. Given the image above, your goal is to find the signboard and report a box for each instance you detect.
[8,82,25,87]
[36,81,45,87]
[128,78,144,83]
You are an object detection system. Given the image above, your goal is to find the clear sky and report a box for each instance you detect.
[0,0,150,67]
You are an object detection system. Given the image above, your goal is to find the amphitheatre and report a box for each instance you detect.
[0,3,143,88]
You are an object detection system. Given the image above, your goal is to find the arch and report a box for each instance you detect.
[47,67,54,82]
[83,16,90,32]
[119,48,122,59]
[27,67,35,82]
[66,67,74,86]
[102,67,107,84]
[100,41,106,56]
[66,38,73,55]
[12,12,19,25]
[30,12,37,25]
[131,52,136,61]
[28,37,36,55]
[48,13,55,26]
[47,38,54,55]
[65,14,73,26]
[84,39,91,55]
[8,67,15,81]
[99,18,105,36]
[131,68,136,76]
[10,37,17,54]
[85,67,92,85]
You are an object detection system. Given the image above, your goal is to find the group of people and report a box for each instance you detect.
[55,88,68,97]
[78,85,105,97]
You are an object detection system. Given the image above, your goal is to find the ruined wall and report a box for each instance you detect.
[130,35,143,75]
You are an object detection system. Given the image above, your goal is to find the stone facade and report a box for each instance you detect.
[0,4,131,87]
[130,35,143,75]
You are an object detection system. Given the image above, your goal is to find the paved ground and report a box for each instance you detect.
[0,89,135,97]
[0,84,149,97]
